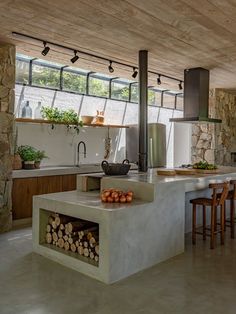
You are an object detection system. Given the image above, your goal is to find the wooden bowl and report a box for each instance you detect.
[81,115,94,124]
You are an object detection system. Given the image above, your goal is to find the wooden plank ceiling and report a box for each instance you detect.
[1,0,236,91]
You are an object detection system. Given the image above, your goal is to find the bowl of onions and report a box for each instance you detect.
[101,188,134,203]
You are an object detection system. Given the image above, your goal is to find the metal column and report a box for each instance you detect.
[138,50,148,172]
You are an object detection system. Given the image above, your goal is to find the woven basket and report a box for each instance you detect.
[101,159,130,175]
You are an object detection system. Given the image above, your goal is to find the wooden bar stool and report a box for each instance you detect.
[190,182,229,249]
[225,180,236,238]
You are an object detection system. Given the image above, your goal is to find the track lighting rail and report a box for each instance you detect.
[12,31,183,88]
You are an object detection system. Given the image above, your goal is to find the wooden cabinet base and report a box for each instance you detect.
[12,174,77,220]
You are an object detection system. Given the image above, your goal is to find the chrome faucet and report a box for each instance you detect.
[77,141,86,166]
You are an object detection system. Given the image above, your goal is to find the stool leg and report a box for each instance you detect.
[210,205,215,249]
[221,203,225,245]
[214,206,217,232]
[230,199,235,239]
[192,204,196,245]
[203,205,206,241]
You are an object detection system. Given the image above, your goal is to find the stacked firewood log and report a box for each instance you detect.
[45,213,99,263]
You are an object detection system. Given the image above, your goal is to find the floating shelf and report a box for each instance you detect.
[15,118,129,129]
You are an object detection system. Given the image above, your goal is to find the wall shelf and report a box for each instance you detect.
[15,118,129,129]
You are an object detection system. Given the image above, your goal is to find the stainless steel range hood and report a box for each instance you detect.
[170,67,222,123]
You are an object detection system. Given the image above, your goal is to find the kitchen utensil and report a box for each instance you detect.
[101,159,131,175]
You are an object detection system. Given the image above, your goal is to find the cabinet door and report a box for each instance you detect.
[12,178,38,219]
[62,174,76,191]
[37,175,63,195]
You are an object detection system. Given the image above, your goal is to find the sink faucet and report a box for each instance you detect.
[77,141,86,166]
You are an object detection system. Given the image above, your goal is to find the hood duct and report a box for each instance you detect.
[170,67,221,123]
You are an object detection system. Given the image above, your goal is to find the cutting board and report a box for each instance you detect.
[175,168,196,175]
[195,169,219,174]
[157,169,176,176]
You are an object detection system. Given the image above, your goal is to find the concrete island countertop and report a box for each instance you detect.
[33,166,236,284]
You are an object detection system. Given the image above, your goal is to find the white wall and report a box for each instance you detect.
[15,85,189,167]
[17,123,125,166]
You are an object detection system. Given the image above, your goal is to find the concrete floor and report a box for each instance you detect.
[1,228,236,314]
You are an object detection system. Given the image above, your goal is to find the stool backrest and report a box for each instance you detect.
[230,180,236,199]
[209,182,229,206]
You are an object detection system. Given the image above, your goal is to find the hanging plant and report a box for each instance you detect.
[41,107,83,134]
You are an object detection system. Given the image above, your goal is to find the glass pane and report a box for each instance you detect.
[131,84,138,103]
[104,100,126,125]
[163,93,175,109]
[89,77,109,97]
[32,64,60,89]
[111,82,129,101]
[176,95,184,110]
[16,60,29,84]
[63,71,86,93]
[148,89,156,105]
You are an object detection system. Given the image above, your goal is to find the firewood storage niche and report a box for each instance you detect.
[39,209,99,267]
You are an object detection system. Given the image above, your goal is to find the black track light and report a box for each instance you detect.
[108,61,114,73]
[157,74,161,85]
[132,67,138,79]
[41,41,50,56]
[178,81,183,90]
[71,50,79,63]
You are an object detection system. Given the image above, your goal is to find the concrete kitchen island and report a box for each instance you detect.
[33,167,236,284]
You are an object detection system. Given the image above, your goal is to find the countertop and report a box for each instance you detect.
[13,163,138,179]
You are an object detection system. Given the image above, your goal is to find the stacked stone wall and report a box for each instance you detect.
[0,44,15,232]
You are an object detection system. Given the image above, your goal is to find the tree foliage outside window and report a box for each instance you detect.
[15,58,179,109]
[89,77,109,97]
[63,71,86,94]
[32,64,60,89]
[111,82,129,101]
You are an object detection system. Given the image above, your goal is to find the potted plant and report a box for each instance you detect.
[35,150,48,169]
[12,125,22,170]
[17,145,37,170]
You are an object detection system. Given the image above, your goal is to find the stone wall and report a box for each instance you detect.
[191,89,236,166]
[0,43,15,232]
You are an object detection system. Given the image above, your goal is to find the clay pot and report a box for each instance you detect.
[12,154,22,170]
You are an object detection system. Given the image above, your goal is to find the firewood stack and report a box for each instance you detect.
[45,213,99,263]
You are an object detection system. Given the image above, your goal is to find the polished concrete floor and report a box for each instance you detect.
[1,227,236,314]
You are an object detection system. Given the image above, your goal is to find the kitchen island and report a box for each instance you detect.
[33,167,236,283]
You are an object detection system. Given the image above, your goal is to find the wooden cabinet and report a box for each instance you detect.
[12,174,77,220]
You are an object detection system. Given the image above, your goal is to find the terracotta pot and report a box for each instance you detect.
[12,154,22,170]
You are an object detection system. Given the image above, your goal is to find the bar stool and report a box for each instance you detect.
[224,180,236,238]
[190,182,229,249]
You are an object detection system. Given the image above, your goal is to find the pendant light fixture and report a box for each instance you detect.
[41,41,50,56]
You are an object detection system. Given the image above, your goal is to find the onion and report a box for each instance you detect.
[127,191,134,197]
[126,195,133,203]
[104,191,111,198]
[120,196,126,203]
[101,196,107,202]
[107,196,114,203]
[114,197,120,203]
[111,192,118,199]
